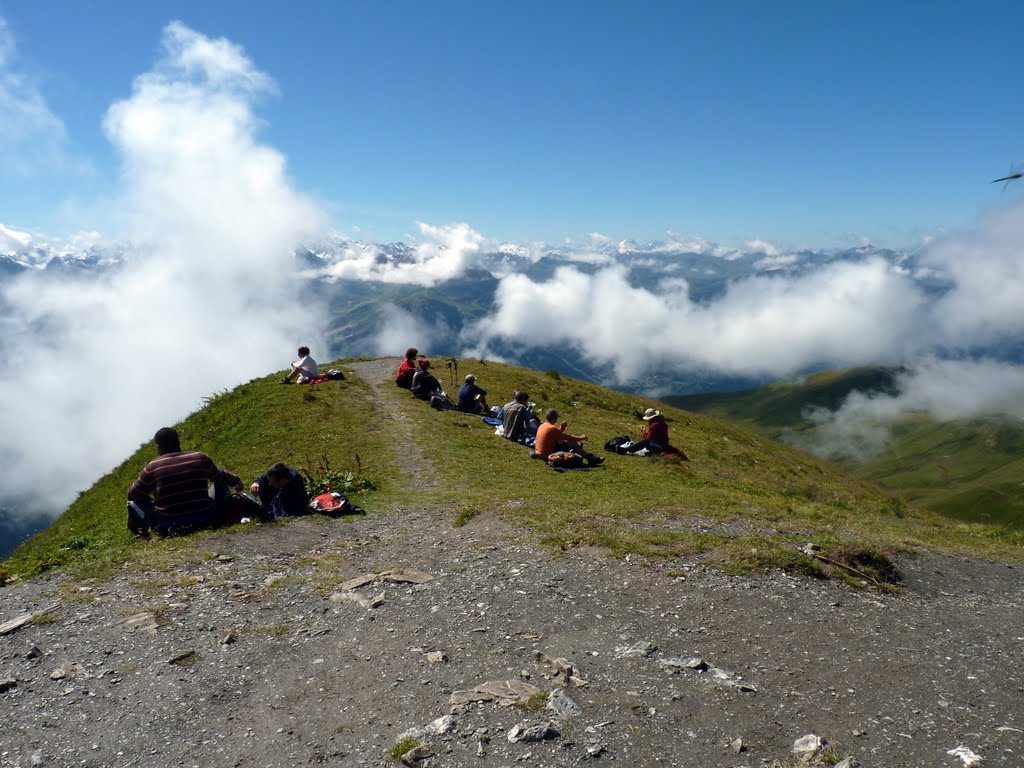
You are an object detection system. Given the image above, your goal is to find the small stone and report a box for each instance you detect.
[586,744,605,757]
[384,569,433,584]
[400,743,434,766]
[730,737,745,754]
[26,645,42,660]
[615,641,657,658]
[426,651,447,664]
[0,677,17,693]
[833,758,864,768]
[793,734,828,763]
[508,721,559,743]
[399,714,460,742]
[368,592,386,608]
[659,656,707,671]
[947,746,984,767]
[547,688,583,719]
[220,631,237,645]
[30,750,44,766]
[215,554,233,562]
[50,667,67,681]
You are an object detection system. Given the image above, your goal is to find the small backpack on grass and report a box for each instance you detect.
[217,492,268,526]
[308,492,365,517]
[546,451,584,469]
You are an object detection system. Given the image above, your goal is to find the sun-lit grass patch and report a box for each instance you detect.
[4,356,1021,588]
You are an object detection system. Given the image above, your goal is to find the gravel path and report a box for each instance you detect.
[1,363,1022,768]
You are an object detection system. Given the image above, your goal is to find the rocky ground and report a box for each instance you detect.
[1,361,1022,768]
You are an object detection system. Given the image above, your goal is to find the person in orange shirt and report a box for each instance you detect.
[534,408,604,466]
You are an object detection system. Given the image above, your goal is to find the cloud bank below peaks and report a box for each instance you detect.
[469,256,926,383]
[0,21,323,510]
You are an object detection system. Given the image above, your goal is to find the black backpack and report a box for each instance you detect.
[604,436,634,454]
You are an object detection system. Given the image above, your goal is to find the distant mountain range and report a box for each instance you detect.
[0,235,935,395]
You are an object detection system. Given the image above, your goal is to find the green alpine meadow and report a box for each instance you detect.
[3,359,1021,588]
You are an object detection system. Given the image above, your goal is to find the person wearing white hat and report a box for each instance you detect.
[626,408,672,455]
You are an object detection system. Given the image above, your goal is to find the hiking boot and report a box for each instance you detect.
[280,376,291,384]
[586,454,605,467]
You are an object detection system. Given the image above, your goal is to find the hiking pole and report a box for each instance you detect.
[446,357,458,390]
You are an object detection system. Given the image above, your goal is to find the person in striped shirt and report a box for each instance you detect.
[127,427,242,538]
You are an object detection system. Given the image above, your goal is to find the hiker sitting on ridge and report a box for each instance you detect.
[534,408,604,466]
[395,347,419,389]
[127,427,243,538]
[502,391,539,443]
[457,374,490,414]
[410,358,444,400]
[281,345,318,384]
[249,462,309,518]
[627,408,688,458]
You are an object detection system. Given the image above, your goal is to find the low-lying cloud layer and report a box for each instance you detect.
[791,358,1024,460]
[0,22,322,509]
[469,256,927,382]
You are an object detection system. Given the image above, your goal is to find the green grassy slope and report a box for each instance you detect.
[4,359,1020,587]
[669,367,1024,529]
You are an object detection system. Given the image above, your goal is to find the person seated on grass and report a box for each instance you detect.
[457,374,490,414]
[534,408,604,466]
[395,347,419,388]
[281,345,318,384]
[249,462,309,518]
[127,427,243,538]
[410,358,444,400]
[502,390,540,443]
[627,408,688,458]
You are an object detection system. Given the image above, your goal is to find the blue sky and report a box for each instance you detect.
[1,0,1023,248]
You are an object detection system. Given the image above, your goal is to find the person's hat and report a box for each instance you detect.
[418,358,430,368]
[642,408,661,420]
[465,374,476,382]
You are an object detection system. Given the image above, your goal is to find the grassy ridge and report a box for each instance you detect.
[3,365,395,579]
[4,358,1021,586]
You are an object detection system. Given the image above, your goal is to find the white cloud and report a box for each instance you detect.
[744,238,780,256]
[0,22,324,512]
[314,221,485,286]
[752,253,798,271]
[920,199,1024,348]
[0,222,32,251]
[789,358,1024,460]
[471,256,926,383]
[371,303,450,358]
[0,17,70,175]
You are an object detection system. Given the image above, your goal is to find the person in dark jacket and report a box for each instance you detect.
[249,462,309,517]
[410,358,444,400]
[457,374,489,413]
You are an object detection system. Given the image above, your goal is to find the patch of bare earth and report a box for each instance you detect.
[2,501,1022,767]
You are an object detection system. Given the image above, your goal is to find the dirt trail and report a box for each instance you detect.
[347,358,443,494]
